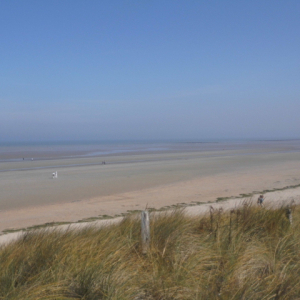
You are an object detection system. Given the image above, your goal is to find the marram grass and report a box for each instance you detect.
[0,200,299,299]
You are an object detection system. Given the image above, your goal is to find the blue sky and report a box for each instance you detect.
[1,1,299,142]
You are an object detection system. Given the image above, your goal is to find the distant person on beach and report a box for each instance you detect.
[257,195,264,206]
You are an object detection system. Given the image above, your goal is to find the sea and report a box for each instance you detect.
[1,139,300,163]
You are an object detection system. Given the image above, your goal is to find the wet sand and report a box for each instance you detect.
[1,146,300,232]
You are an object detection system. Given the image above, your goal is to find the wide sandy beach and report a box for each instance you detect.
[1,141,300,233]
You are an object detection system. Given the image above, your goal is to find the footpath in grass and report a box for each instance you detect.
[0,200,299,299]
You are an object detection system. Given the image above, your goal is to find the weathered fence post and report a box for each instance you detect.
[141,210,150,254]
[210,206,214,232]
[286,207,293,225]
[229,209,234,244]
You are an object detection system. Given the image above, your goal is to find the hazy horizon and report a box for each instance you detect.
[1,1,299,143]
[2,137,300,148]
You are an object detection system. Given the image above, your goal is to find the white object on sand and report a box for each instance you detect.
[52,171,58,179]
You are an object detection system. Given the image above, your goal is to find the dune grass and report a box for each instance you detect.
[0,200,299,299]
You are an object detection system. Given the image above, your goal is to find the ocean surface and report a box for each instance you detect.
[1,139,300,163]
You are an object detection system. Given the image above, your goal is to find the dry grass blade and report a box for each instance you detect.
[0,203,299,299]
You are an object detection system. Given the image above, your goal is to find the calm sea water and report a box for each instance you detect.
[1,140,300,162]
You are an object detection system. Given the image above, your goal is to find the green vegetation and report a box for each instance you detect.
[0,201,299,299]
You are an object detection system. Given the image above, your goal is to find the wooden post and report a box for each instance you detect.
[141,210,150,254]
[286,207,293,225]
[210,206,214,232]
[229,209,234,244]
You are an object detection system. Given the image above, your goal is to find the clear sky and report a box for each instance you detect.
[1,1,299,142]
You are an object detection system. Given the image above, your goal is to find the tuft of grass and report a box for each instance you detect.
[216,196,230,202]
[1,200,300,299]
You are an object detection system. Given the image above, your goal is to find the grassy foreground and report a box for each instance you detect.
[0,200,299,299]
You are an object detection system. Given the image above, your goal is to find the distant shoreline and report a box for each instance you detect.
[1,139,300,161]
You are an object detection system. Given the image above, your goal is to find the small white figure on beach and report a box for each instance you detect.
[52,171,58,179]
[257,194,264,207]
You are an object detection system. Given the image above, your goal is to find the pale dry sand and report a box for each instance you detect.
[1,188,299,246]
[0,149,300,236]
